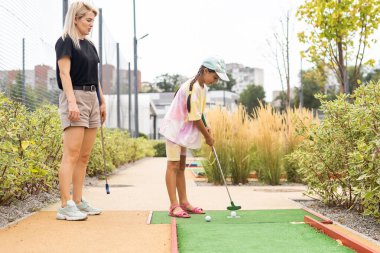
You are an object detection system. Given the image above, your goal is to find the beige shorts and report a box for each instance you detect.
[166,139,187,161]
[59,90,101,130]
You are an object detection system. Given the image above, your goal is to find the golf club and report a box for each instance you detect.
[100,123,110,194]
[97,87,110,194]
[201,114,241,210]
[212,146,241,211]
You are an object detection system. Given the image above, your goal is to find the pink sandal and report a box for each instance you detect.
[168,204,191,218]
[180,202,205,214]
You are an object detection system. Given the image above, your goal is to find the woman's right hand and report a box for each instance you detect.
[68,101,80,121]
[205,136,215,147]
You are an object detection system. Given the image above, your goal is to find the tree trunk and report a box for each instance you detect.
[337,40,346,94]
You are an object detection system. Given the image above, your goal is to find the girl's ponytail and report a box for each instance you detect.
[186,66,204,113]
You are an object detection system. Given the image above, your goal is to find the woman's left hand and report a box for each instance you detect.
[100,103,106,124]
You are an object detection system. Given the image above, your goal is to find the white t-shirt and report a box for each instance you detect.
[159,79,207,149]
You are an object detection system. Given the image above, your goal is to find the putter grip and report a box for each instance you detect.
[105,184,110,194]
[201,114,207,127]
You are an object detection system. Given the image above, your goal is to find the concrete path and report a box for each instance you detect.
[0,211,170,253]
[44,157,310,212]
[0,157,316,253]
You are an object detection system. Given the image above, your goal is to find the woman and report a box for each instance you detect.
[55,1,106,221]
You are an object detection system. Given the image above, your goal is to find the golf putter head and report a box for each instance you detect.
[227,202,241,211]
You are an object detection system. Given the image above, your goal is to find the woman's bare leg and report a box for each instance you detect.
[59,127,84,207]
[72,127,98,204]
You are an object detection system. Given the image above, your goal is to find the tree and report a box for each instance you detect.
[364,64,380,83]
[273,91,288,112]
[154,73,187,92]
[238,84,266,115]
[208,73,236,91]
[297,0,380,95]
[141,83,159,93]
[9,72,24,104]
[347,65,365,93]
[294,68,326,109]
[267,11,292,107]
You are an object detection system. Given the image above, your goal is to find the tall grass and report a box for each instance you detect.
[281,107,318,182]
[200,107,232,185]
[200,105,254,185]
[199,103,317,185]
[251,103,284,185]
[228,105,254,184]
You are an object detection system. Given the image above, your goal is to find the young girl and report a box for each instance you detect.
[159,56,229,218]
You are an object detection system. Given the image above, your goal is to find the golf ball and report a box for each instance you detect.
[230,211,237,217]
[205,215,212,222]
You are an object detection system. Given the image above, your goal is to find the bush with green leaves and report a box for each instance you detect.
[87,129,156,177]
[0,93,62,205]
[0,92,157,204]
[152,140,166,157]
[288,82,380,218]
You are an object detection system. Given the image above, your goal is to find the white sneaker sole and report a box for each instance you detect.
[83,211,102,215]
[56,213,88,221]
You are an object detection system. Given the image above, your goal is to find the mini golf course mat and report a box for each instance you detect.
[151,209,355,253]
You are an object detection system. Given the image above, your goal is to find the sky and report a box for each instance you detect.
[1,0,380,101]
[92,0,306,101]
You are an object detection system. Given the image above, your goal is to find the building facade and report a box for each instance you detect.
[226,63,264,95]
[101,64,141,95]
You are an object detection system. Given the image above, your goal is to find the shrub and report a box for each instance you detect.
[0,91,157,203]
[0,94,61,205]
[288,82,380,218]
[152,140,166,157]
[87,129,155,177]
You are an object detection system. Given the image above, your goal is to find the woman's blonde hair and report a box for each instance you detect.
[62,1,98,48]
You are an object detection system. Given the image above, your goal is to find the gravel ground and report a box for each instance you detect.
[0,191,60,228]
[298,200,380,244]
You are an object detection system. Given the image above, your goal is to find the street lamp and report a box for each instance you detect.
[300,48,309,108]
[133,0,149,137]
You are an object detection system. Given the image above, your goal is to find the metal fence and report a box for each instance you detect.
[0,0,135,132]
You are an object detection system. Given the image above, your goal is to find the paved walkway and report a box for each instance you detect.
[4,157,378,252]
[44,157,310,212]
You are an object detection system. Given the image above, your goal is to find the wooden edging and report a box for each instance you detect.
[304,215,377,253]
[146,211,153,225]
[302,207,333,224]
[171,218,178,253]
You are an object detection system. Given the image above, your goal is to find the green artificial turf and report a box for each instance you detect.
[177,223,354,253]
[151,209,354,253]
[151,209,323,225]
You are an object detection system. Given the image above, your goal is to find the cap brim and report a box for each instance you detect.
[216,72,229,82]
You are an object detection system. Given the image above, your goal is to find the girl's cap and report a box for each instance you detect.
[202,56,230,82]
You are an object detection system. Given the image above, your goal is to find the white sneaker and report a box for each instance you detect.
[76,199,102,215]
[56,200,88,221]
